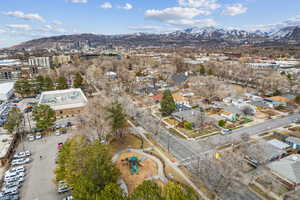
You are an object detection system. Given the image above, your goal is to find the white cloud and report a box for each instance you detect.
[178,0,220,10]
[145,7,214,26]
[52,20,62,25]
[6,24,32,31]
[67,0,88,3]
[100,2,112,9]
[120,3,133,10]
[39,25,67,33]
[146,7,209,21]
[1,11,45,22]
[222,4,247,16]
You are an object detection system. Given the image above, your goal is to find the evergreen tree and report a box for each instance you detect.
[295,94,300,105]
[4,108,23,134]
[35,75,45,93]
[163,182,199,200]
[55,136,120,200]
[32,104,56,130]
[97,183,127,200]
[73,73,83,88]
[199,65,206,75]
[43,76,54,91]
[130,180,163,200]
[107,102,127,138]
[160,90,176,116]
[56,76,68,90]
[14,79,32,97]
[207,68,214,76]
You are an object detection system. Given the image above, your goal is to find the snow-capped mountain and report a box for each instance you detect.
[269,26,300,40]
[174,26,300,41]
[10,25,300,50]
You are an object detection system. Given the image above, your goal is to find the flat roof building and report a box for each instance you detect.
[0,82,14,101]
[38,88,88,117]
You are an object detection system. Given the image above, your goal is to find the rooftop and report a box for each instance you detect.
[268,154,300,185]
[0,82,15,95]
[38,88,88,111]
[0,134,14,159]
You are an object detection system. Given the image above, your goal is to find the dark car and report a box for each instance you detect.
[24,107,32,113]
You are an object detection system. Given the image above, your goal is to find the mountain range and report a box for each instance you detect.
[12,26,300,49]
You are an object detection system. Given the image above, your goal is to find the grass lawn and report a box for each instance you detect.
[168,128,187,139]
[164,118,179,126]
[109,134,150,155]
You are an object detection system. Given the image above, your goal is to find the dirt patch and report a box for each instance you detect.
[116,152,158,193]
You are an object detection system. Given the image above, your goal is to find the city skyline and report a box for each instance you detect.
[0,0,299,47]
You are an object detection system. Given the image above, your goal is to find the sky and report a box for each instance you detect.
[0,0,299,48]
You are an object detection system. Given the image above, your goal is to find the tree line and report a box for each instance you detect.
[14,73,83,97]
[55,135,199,200]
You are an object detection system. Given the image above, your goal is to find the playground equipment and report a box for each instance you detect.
[123,156,143,175]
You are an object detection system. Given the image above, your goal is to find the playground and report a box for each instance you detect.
[113,149,167,193]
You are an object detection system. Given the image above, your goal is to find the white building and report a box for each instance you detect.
[38,88,88,117]
[0,82,15,101]
[28,57,50,68]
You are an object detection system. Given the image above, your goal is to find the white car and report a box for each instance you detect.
[35,133,42,139]
[5,176,24,184]
[63,195,73,200]
[13,151,31,159]
[6,166,25,175]
[221,129,232,135]
[55,130,61,136]
[5,172,25,181]
[11,158,31,166]
[28,135,35,141]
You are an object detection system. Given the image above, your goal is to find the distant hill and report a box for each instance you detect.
[12,26,300,49]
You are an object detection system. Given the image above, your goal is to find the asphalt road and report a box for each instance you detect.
[211,113,300,144]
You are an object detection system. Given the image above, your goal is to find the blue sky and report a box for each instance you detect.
[0,0,299,47]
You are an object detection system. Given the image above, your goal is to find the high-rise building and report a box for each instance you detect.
[28,57,50,68]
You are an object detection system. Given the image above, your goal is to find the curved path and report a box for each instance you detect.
[112,148,168,184]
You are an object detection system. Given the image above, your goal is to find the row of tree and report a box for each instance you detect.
[55,135,199,200]
[4,104,56,134]
[14,73,83,97]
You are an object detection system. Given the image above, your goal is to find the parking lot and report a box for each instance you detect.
[18,131,72,200]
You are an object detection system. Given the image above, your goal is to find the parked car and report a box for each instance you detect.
[35,133,42,139]
[55,130,61,136]
[4,172,25,181]
[5,177,24,185]
[63,195,73,200]
[57,143,64,152]
[13,151,30,159]
[221,129,232,135]
[2,187,18,196]
[11,98,21,103]
[24,107,32,113]
[59,129,67,134]
[5,166,25,175]
[0,194,19,200]
[57,181,72,194]
[27,135,35,142]
[11,158,31,166]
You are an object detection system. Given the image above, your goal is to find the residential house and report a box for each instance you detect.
[172,93,190,106]
[221,112,238,122]
[267,154,300,188]
[285,137,300,149]
[169,74,189,86]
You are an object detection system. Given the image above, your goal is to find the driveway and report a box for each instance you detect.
[19,132,72,200]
